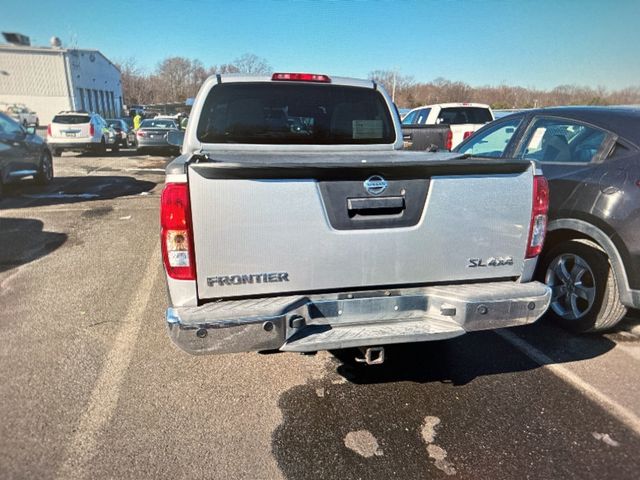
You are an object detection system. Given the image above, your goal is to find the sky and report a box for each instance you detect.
[3,0,640,90]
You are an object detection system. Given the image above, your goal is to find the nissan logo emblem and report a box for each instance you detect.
[364,175,388,195]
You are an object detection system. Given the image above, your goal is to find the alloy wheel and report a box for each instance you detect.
[545,253,596,321]
[42,153,53,181]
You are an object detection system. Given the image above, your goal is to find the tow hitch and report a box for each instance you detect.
[355,346,385,365]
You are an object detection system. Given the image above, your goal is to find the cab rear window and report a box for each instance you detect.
[196,83,395,145]
[438,107,493,124]
[52,115,90,124]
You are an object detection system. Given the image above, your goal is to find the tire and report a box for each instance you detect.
[35,150,54,185]
[136,147,145,155]
[537,240,627,332]
[0,178,4,198]
[97,138,107,155]
[52,148,62,157]
[111,142,120,153]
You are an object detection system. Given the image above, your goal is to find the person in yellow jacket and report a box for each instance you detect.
[133,112,142,130]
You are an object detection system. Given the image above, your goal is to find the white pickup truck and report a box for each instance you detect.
[4,104,39,127]
[161,73,550,364]
[402,102,494,149]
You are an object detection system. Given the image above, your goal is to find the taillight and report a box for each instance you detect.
[526,176,549,258]
[89,123,95,136]
[463,130,474,140]
[47,124,51,136]
[445,129,453,150]
[161,183,196,280]
[137,130,146,137]
[272,72,331,83]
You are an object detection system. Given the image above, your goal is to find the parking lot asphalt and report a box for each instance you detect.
[1,151,639,480]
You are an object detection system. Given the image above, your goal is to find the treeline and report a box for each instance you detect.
[117,53,271,105]
[369,70,640,109]
[117,56,640,109]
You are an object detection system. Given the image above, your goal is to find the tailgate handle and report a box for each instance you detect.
[347,196,405,216]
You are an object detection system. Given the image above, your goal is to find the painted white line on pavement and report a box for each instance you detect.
[495,329,640,437]
[123,167,166,173]
[0,205,159,217]
[617,344,640,362]
[56,240,161,480]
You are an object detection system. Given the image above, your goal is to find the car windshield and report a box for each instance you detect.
[141,119,176,129]
[52,115,90,124]
[196,82,395,144]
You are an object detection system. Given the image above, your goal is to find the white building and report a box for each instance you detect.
[0,42,123,125]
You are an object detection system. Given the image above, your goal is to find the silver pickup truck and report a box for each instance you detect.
[161,72,551,363]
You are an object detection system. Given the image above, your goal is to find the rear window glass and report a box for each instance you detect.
[53,115,90,124]
[438,107,493,125]
[141,119,176,129]
[196,82,395,145]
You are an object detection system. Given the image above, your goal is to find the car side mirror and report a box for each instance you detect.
[167,129,184,147]
[26,125,36,135]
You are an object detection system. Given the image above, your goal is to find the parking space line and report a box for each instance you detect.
[55,240,161,480]
[495,329,640,436]
[617,344,640,362]
[0,206,159,216]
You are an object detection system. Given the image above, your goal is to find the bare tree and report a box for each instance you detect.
[118,55,640,108]
[231,53,272,75]
[115,57,152,105]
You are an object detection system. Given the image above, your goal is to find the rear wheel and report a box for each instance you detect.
[97,138,107,155]
[35,150,54,185]
[537,240,627,332]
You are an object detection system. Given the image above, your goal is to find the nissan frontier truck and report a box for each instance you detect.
[161,72,551,364]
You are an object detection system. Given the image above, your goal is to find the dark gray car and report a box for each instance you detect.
[0,112,53,197]
[455,106,640,332]
[107,119,135,148]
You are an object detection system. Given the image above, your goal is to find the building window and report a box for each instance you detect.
[110,92,116,117]
[107,92,113,118]
[94,90,100,114]
[100,91,106,116]
[78,88,86,111]
[88,90,94,112]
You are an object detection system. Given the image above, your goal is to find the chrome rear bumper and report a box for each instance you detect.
[166,281,551,355]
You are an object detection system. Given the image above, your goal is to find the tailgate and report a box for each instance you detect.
[188,152,534,300]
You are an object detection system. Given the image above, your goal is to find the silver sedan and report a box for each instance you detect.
[135,118,180,154]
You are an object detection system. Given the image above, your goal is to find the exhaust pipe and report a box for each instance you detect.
[355,346,385,365]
